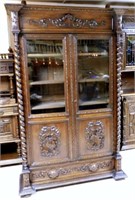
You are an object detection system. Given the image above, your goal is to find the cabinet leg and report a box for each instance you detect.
[113,153,127,180]
[19,169,36,197]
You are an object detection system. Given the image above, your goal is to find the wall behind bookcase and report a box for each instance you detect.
[0,0,21,53]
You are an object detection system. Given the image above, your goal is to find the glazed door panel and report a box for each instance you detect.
[77,38,110,111]
[25,36,66,115]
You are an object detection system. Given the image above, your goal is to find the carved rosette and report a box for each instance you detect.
[28,13,105,28]
[85,121,104,151]
[39,126,61,157]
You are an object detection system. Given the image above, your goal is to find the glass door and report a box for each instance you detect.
[126,35,135,67]
[77,39,110,110]
[26,39,65,114]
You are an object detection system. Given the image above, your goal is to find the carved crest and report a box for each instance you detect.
[85,121,104,151]
[39,126,60,157]
[28,13,105,28]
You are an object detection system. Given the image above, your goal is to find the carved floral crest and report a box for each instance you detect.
[28,13,105,28]
[85,121,104,151]
[39,126,60,157]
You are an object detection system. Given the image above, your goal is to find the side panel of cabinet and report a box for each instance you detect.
[121,96,135,150]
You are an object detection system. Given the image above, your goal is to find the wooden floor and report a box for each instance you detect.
[0,149,135,200]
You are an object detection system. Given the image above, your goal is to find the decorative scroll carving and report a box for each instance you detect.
[39,126,61,157]
[129,113,135,135]
[28,13,105,28]
[85,121,104,151]
[122,99,126,145]
[31,160,113,180]
[11,12,20,33]
[128,103,135,135]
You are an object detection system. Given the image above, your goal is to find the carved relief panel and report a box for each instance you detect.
[20,7,113,32]
[28,120,70,166]
[39,126,61,157]
[77,116,113,159]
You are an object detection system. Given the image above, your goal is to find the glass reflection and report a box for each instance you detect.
[78,39,109,110]
[27,40,65,114]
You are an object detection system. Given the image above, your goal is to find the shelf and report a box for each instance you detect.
[0,73,14,77]
[78,52,108,57]
[79,78,109,83]
[0,103,18,108]
[121,93,135,97]
[0,98,16,105]
[31,99,109,111]
[79,99,109,106]
[30,79,64,86]
[0,157,22,166]
[31,100,65,110]
[121,69,135,72]
[27,53,62,58]
[0,138,20,144]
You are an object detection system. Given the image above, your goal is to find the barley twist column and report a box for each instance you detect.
[116,31,123,153]
[11,10,28,170]
[114,12,126,179]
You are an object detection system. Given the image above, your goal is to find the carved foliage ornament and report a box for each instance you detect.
[39,126,60,157]
[28,13,105,28]
[85,121,104,151]
[129,103,135,136]
[31,160,113,180]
